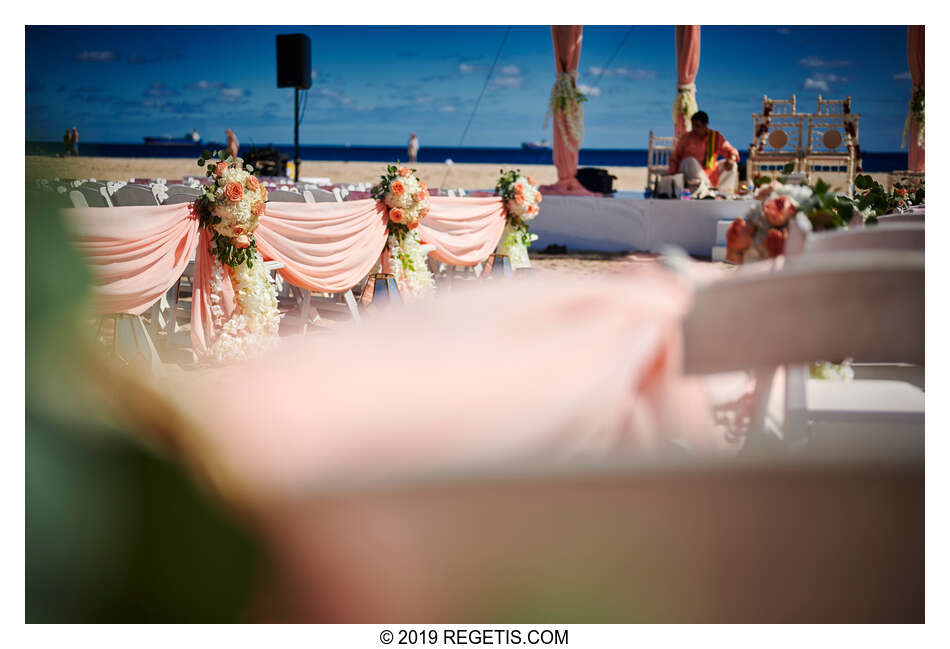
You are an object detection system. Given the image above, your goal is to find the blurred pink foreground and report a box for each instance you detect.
[173,268,737,500]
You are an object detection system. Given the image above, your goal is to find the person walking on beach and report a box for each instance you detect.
[408,133,419,163]
[668,111,738,197]
[70,127,80,157]
[62,130,72,157]
[226,129,239,160]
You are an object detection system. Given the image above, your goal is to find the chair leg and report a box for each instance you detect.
[342,290,361,324]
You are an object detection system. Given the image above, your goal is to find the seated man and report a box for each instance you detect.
[668,110,739,197]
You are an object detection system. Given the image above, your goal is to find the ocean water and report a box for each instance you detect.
[25,141,909,173]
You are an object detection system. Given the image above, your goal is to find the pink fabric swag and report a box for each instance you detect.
[66,203,200,315]
[417,196,508,266]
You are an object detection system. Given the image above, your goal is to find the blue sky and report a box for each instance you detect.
[25,25,913,151]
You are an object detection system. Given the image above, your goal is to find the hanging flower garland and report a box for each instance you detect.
[545,73,587,151]
[672,82,699,134]
[494,169,540,270]
[371,165,435,299]
[191,150,281,363]
[902,86,925,149]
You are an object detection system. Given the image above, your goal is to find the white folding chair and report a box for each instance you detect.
[111,184,159,207]
[683,250,924,457]
[267,190,307,203]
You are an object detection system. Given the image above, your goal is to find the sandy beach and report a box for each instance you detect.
[26,155,886,193]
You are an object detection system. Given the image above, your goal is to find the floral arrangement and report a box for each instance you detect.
[494,169,541,269]
[546,73,587,150]
[371,164,435,298]
[673,83,699,134]
[902,86,925,149]
[191,149,281,362]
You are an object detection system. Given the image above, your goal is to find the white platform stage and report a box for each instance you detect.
[532,194,754,257]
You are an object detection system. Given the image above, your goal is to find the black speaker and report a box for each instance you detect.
[276,34,312,89]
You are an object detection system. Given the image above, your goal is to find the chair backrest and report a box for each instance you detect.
[266,189,306,203]
[752,114,804,156]
[682,250,924,375]
[163,185,202,197]
[111,184,159,207]
[163,193,199,205]
[763,94,796,115]
[307,187,338,203]
[68,190,89,208]
[76,184,111,207]
[803,223,924,255]
[816,94,851,115]
[647,130,676,185]
[805,114,860,155]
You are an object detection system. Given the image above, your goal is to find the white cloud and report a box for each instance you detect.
[458,63,475,73]
[218,87,250,102]
[318,87,352,105]
[798,56,852,68]
[439,105,456,112]
[500,64,521,76]
[585,65,655,82]
[577,84,601,97]
[188,80,224,90]
[893,70,912,80]
[491,75,524,90]
[803,73,846,92]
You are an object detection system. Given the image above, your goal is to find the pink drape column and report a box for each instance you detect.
[539,25,599,197]
[907,26,924,172]
[674,26,701,141]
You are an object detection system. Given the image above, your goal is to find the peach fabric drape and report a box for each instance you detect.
[539,26,599,197]
[907,26,924,172]
[674,25,701,141]
[418,196,508,266]
[255,199,389,293]
[66,203,200,315]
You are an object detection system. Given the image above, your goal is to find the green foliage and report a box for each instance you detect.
[782,162,796,175]
[752,175,772,187]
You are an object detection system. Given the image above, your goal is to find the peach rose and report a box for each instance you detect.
[526,176,536,185]
[762,195,797,227]
[764,228,788,258]
[419,180,427,190]
[245,175,260,191]
[224,181,244,201]
[391,181,405,196]
[233,225,245,235]
[535,192,542,204]
[390,207,404,223]
[514,183,524,195]
[398,167,412,177]
[252,201,265,217]
[419,206,430,217]
[413,191,426,202]
[234,234,251,249]
[215,162,229,176]
[725,218,755,251]
[407,220,419,230]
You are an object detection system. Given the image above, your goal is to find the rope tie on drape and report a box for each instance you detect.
[902,85,925,149]
[673,83,698,134]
